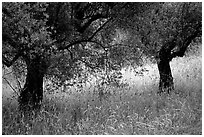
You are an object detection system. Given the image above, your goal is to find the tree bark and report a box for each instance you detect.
[18,56,47,111]
[157,58,174,94]
[157,44,174,94]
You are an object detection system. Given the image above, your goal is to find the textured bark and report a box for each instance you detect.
[157,42,174,94]
[18,56,47,111]
[157,58,174,94]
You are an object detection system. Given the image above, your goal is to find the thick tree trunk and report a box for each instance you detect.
[18,56,47,111]
[157,58,174,94]
[157,45,174,94]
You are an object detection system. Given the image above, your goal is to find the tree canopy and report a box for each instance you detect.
[2,2,202,110]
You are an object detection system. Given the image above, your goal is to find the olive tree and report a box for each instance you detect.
[2,2,130,111]
[128,2,202,93]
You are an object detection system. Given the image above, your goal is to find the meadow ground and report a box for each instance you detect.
[2,54,202,135]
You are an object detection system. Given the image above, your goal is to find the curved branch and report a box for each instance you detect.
[88,17,113,41]
[58,39,105,52]
[170,24,201,58]
[79,13,108,33]
[58,17,112,51]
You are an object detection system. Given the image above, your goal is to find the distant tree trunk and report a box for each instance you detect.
[157,44,174,94]
[18,55,48,111]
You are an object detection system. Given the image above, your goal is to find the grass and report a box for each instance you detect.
[2,54,202,135]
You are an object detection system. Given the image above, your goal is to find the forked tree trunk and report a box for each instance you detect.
[18,56,47,111]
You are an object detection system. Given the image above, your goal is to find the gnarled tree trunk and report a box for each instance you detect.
[157,57,174,94]
[157,43,174,94]
[18,55,47,111]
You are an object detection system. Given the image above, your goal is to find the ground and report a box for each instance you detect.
[2,53,202,135]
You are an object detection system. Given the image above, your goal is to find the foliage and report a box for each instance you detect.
[2,2,120,90]
[2,2,202,133]
[2,53,202,134]
[2,2,53,80]
[132,2,202,59]
[43,3,137,87]
[3,2,53,56]
[3,2,201,84]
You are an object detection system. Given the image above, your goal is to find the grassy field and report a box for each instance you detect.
[2,54,202,135]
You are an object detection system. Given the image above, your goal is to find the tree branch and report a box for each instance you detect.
[88,17,113,41]
[58,17,112,51]
[170,24,201,58]
[2,32,29,67]
[78,13,108,33]
[3,51,23,67]
[58,39,105,51]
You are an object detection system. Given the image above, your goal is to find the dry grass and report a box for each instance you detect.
[2,55,202,135]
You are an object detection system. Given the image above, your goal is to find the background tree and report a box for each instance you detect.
[155,2,201,93]
[125,2,202,93]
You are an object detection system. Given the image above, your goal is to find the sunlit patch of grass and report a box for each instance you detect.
[2,55,201,135]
